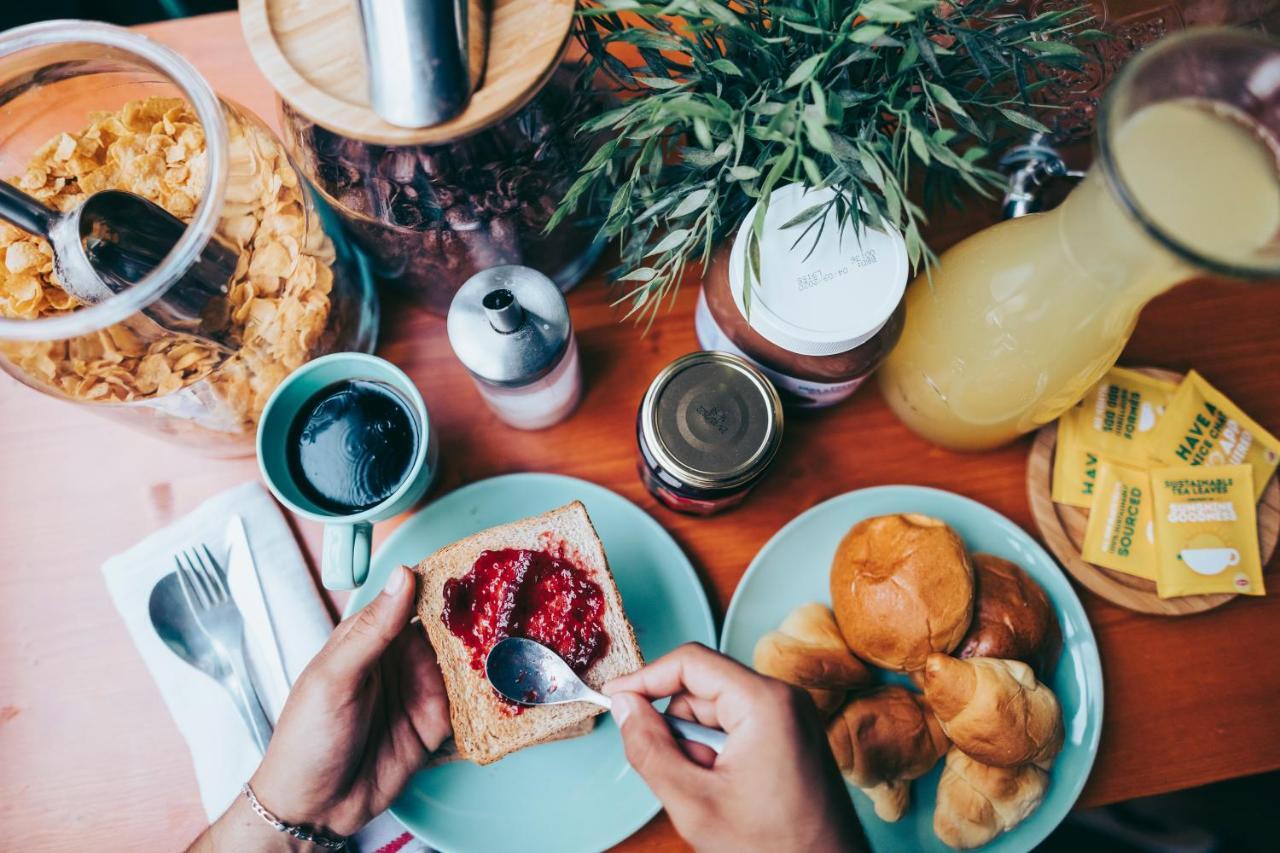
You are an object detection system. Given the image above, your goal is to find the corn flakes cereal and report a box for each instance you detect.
[0,97,337,434]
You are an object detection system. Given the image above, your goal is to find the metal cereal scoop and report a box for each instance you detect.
[0,181,239,347]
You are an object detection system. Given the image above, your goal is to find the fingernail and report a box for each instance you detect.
[611,693,637,725]
[382,565,407,597]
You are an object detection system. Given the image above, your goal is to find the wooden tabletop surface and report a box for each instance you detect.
[3,11,1280,852]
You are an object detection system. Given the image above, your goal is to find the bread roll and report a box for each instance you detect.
[933,748,1049,849]
[825,686,949,821]
[753,603,873,716]
[956,554,1062,677]
[922,654,1063,768]
[830,514,974,671]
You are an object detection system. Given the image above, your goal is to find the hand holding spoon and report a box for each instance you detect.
[486,637,728,754]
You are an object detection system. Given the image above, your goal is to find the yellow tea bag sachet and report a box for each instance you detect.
[1151,464,1264,598]
[1076,367,1178,461]
[1053,367,1176,507]
[1052,412,1103,508]
[1147,371,1280,501]
[1082,461,1157,580]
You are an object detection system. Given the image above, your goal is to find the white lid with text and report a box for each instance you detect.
[727,183,908,356]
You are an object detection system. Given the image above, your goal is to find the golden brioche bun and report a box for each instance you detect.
[829,514,974,671]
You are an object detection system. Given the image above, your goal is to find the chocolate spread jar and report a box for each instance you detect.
[637,352,784,516]
[696,183,908,408]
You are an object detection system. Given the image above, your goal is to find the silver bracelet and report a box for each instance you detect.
[241,782,349,850]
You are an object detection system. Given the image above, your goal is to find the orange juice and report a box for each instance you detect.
[880,99,1280,451]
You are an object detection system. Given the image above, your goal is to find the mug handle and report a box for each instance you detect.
[322,521,373,589]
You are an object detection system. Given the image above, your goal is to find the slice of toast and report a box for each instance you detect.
[415,501,643,765]
[426,717,597,768]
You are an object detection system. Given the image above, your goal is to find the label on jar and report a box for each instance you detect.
[695,291,866,408]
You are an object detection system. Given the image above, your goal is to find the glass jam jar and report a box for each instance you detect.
[0,21,377,456]
[242,0,603,315]
[695,183,908,408]
[637,352,784,516]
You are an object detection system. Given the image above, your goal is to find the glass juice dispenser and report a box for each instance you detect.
[880,29,1280,451]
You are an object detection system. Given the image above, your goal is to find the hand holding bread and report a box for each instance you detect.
[247,566,453,838]
[414,502,643,765]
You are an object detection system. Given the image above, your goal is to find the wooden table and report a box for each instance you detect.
[2,11,1280,852]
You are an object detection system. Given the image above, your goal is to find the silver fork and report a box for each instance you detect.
[176,544,274,753]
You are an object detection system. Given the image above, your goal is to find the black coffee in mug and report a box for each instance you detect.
[286,379,419,514]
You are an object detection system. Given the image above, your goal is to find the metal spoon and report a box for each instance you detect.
[148,570,272,753]
[0,182,238,347]
[485,637,728,754]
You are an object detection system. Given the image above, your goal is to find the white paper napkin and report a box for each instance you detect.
[102,481,424,853]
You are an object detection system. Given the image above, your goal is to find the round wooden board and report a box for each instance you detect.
[240,0,575,146]
[1027,368,1280,616]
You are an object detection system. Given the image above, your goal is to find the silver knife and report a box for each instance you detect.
[226,514,291,718]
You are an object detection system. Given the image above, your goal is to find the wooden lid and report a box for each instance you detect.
[240,0,576,146]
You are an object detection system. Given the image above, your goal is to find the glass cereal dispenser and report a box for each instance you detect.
[0,21,378,456]
[240,0,604,315]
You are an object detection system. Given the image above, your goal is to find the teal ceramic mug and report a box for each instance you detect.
[257,353,438,589]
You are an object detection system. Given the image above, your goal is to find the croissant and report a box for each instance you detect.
[922,654,1063,768]
[933,748,1049,849]
[753,603,872,716]
[825,686,949,821]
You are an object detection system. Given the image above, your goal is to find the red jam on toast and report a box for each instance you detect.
[442,547,610,677]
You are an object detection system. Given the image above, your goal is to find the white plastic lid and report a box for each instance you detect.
[727,183,908,356]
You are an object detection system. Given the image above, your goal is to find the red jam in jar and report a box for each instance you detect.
[441,548,609,677]
[695,183,908,408]
[636,352,784,516]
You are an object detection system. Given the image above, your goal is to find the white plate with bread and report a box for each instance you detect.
[722,485,1104,852]
[345,473,716,853]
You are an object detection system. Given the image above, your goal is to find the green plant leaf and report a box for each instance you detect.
[617,267,657,282]
[849,24,888,44]
[672,187,713,217]
[560,0,1096,326]
[804,114,835,154]
[995,106,1051,133]
[636,76,683,90]
[646,228,692,256]
[785,53,825,89]
[859,1,919,24]
[709,58,743,76]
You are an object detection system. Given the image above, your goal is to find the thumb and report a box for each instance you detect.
[612,692,708,805]
[318,565,417,687]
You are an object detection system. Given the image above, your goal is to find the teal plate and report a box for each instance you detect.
[345,473,715,853]
[720,485,1104,853]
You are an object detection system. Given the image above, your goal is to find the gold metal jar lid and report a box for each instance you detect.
[640,352,784,491]
[239,0,574,146]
